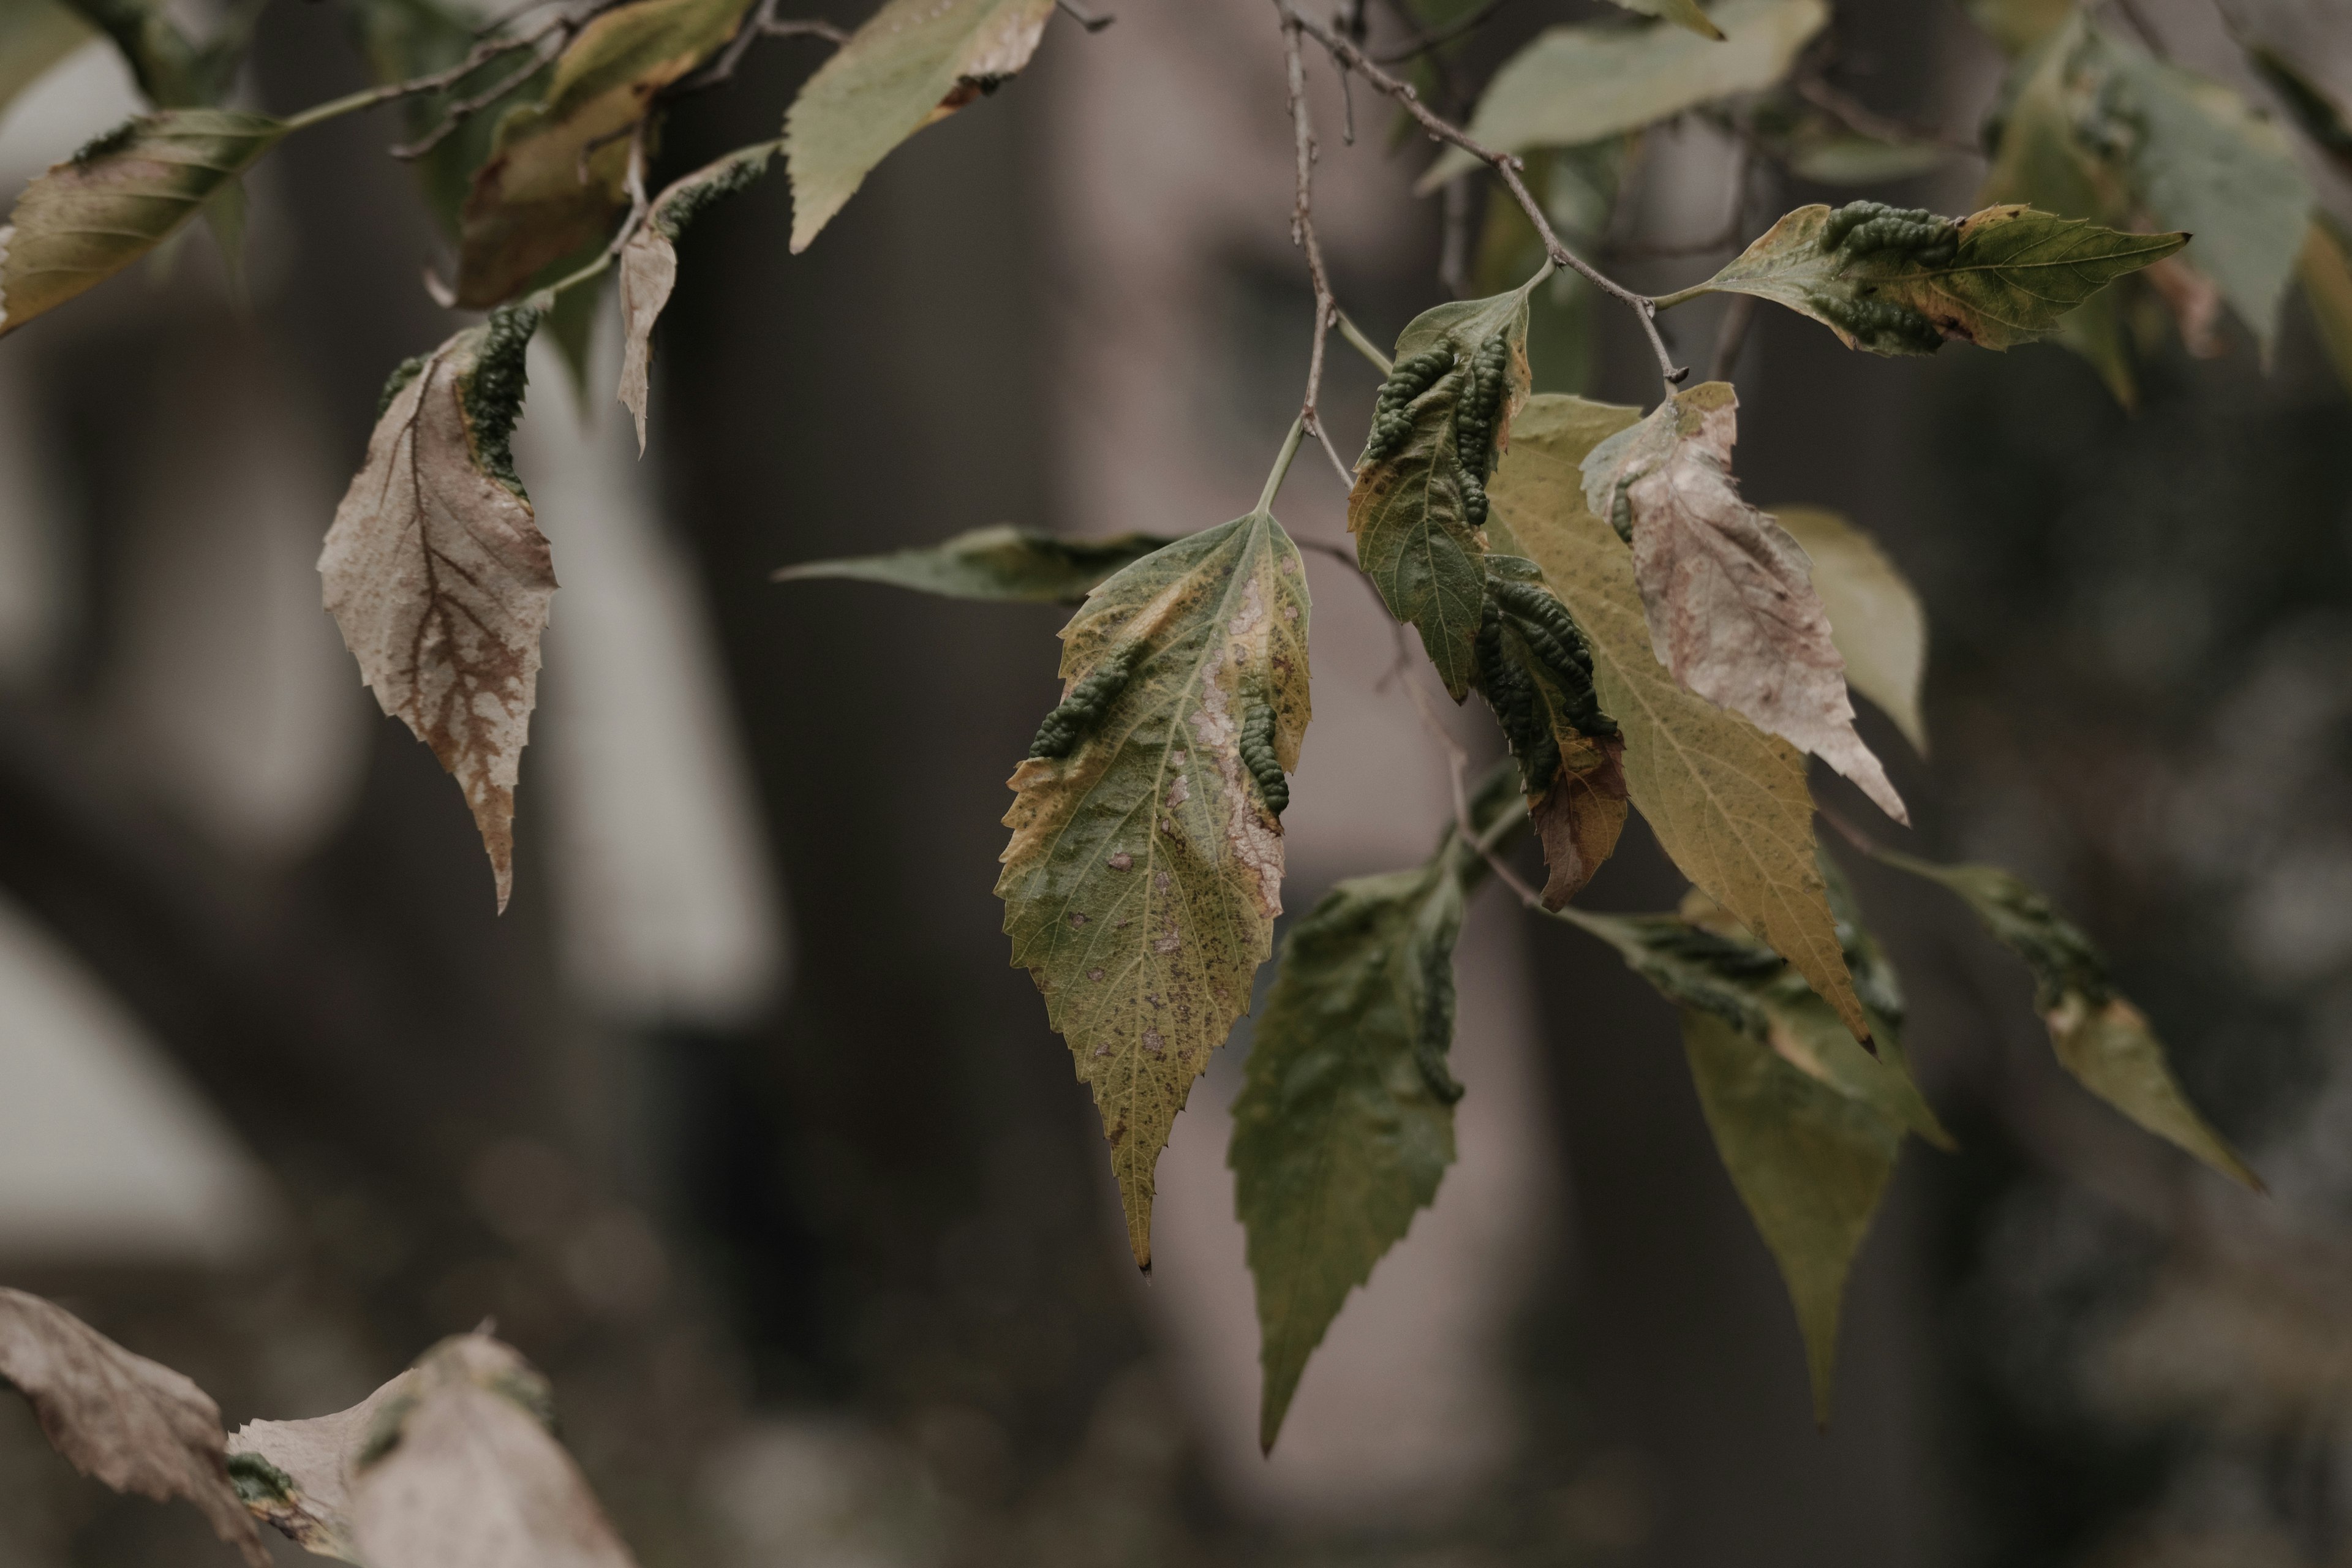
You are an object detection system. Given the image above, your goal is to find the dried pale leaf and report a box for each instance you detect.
[1000,514,1311,1268]
[0,110,285,338]
[350,1335,638,1568]
[322,307,555,911]
[1607,0,1723,39]
[1419,0,1826,190]
[1349,281,1538,697]
[0,1288,270,1567]
[1771,505,1927,753]
[1579,383,1906,823]
[454,0,752,307]
[785,0,1056,253]
[775,524,1180,604]
[228,1369,419,1562]
[1679,1007,1902,1422]
[2297,217,2352,399]
[617,141,777,451]
[1491,394,1868,1041]
[1686,202,2184,356]
[0,0,92,119]
[1876,851,2258,1188]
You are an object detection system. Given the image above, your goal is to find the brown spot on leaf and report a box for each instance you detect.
[1107,852,1133,872]
[1142,1030,1164,1057]
[1069,912,1088,928]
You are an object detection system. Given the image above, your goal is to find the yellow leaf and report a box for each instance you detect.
[1773,505,1929,754]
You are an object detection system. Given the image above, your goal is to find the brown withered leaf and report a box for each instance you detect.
[1581,382,1907,824]
[322,306,555,911]
[0,1288,270,1567]
[617,141,777,452]
[1530,733,1627,908]
[237,1335,638,1568]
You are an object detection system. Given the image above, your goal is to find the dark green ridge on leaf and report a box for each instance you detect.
[1872,849,2260,1190]
[459,303,542,497]
[775,526,1182,605]
[1234,764,1520,1454]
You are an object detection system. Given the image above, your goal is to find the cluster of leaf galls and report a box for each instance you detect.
[1813,200,1962,356]
[1472,569,1616,797]
[1238,702,1288,816]
[1452,336,1512,529]
[461,302,541,496]
[1361,349,1453,464]
[1028,644,1139,760]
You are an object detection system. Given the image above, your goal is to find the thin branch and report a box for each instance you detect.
[1283,20,1352,489]
[1373,0,1512,64]
[391,25,571,159]
[281,9,571,135]
[680,1,848,94]
[1279,1,1688,391]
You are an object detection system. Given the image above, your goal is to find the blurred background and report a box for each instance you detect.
[0,0,2349,1563]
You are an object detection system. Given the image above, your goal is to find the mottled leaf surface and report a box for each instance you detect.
[1876,851,2257,1187]
[1232,805,1495,1454]
[1684,202,2183,355]
[238,1335,639,1568]
[1348,282,1536,698]
[618,140,778,451]
[777,524,1181,605]
[322,307,555,911]
[0,1288,269,1567]
[1419,0,1826,190]
[454,0,752,307]
[1774,505,1928,753]
[0,110,284,337]
[1578,383,1907,823]
[785,0,1055,253]
[1490,394,1869,1041]
[1000,513,1310,1268]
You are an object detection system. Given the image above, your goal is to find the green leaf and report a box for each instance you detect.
[1577,383,1907,823]
[617,141,778,450]
[998,511,1311,1269]
[453,0,752,308]
[775,524,1180,605]
[784,0,1057,254]
[0,0,94,121]
[1773,505,1928,753]
[0,109,285,339]
[1608,0,1724,40]
[322,307,555,913]
[1874,850,2259,1189]
[1966,0,2073,57]
[1487,394,1872,1043]
[1348,281,1539,699]
[1677,1007,1902,1422]
[1232,823,1485,1454]
[1417,0,1827,192]
[2297,217,2352,401]
[1747,92,1950,185]
[1675,200,2184,355]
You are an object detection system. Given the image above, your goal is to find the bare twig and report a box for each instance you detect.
[681,1,849,94]
[391,24,571,159]
[1279,1,1688,391]
[1281,20,1356,489]
[281,8,572,136]
[1373,0,1512,64]
[1056,0,1115,31]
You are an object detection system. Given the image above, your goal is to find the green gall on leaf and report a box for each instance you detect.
[460,301,540,497]
[774,524,1184,605]
[999,513,1311,1270]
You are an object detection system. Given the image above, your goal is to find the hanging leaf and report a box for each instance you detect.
[1488,394,1871,1042]
[1874,850,2258,1188]
[2297,217,2352,400]
[998,511,1311,1269]
[1231,778,1510,1454]
[1349,279,1539,698]
[1577,383,1908,824]
[1773,505,1928,754]
[1609,0,1724,40]
[0,1288,270,1567]
[233,1334,640,1568]
[0,0,93,120]
[454,0,753,308]
[1417,0,1827,192]
[1672,200,2183,356]
[617,141,778,451]
[775,524,1182,605]
[320,306,556,912]
[784,0,1057,254]
[0,110,285,339]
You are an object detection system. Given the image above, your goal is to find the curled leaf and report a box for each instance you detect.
[775,524,1181,604]
[322,306,556,911]
[1489,394,1871,1041]
[0,1288,270,1567]
[0,109,285,338]
[1579,383,1907,823]
[785,0,1057,254]
[617,140,778,451]
[998,512,1310,1268]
